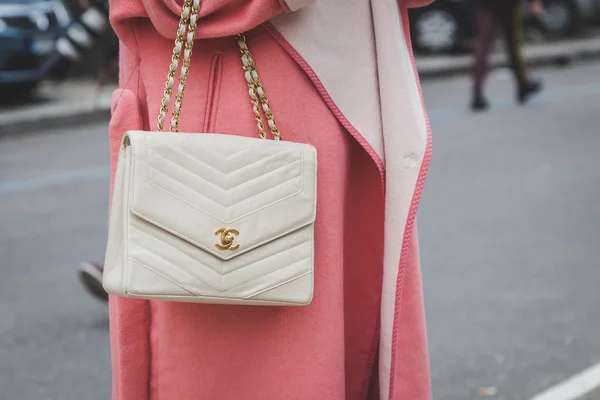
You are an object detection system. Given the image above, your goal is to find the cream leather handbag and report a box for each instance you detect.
[103,0,317,306]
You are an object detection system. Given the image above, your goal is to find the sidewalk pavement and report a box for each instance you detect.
[0,81,114,136]
[417,36,600,78]
[2,36,600,134]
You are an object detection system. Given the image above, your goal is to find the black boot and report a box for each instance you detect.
[518,79,543,104]
[471,93,489,111]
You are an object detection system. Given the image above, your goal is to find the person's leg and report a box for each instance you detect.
[78,262,108,302]
[496,2,542,102]
[497,3,529,88]
[472,3,497,109]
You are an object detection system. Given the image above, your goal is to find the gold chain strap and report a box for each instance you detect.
[236,34,281,140]
[157,0,281,140]
[169,0,199,132]
[157,0,196,132]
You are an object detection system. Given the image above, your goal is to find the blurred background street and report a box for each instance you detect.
[2,0,600,399]
[420,61,600,400]
[2,60,599,399]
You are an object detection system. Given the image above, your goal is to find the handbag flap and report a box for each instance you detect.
[124,131,317,261]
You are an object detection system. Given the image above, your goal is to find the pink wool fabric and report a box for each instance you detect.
[107,1,431,399]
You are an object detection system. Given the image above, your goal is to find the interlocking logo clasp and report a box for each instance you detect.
[214,228,240,251]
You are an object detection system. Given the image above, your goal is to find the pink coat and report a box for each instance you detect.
[107,0,432,399]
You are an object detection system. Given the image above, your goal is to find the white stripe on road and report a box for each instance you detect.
[530,362,600,400]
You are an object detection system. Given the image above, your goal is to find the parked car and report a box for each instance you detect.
[0,0,70,99]
[531,0,600,36]
[408,0,476,54]
[409,0,600,54]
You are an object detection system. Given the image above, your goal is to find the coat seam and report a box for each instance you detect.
[203,52,224,133]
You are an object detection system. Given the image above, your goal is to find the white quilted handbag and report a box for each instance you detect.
[103,0,317,306]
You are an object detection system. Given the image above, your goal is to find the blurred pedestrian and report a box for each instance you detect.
[105,0,434,399]
[471,0,544,110]
[74,0,117,302]
[78,262,108,302]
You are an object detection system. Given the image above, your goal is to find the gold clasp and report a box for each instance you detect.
[214,228,240,251]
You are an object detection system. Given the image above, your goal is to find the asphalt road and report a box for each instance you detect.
[1,60,599,400]
[420,61,600,400]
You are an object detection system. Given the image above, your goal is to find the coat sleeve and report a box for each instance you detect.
[110,0,314,43]
[108,43,152,400]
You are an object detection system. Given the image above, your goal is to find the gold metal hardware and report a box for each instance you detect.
[214,228,240,251]
[157,0,196,132]
[156,0,281,140]
[236,34,282,140]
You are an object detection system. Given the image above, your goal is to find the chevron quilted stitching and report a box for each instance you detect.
[153,145,302,189]
[131,221,223,276]
[127,254,312,301]
[131,253,312,298]
[191,258,311,296]
[216,232,313,276]
[147,171,303,223]
[243,271,313,299]
[150,156,303,208]
[190,140,260,159]
[104,131,316,305]
[130,223,312,292]
[128,258,199,295]
[129,239,222,292]
[131,216,313,276]
[157,135,302,174]
[223,265,312,297]
[159,141,302,176]
[144,135,308,221]
[129,239,312,295]
[153,133,265,160]
[135,131,316,222]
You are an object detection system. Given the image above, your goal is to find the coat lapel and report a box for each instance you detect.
[271,1,431,398]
